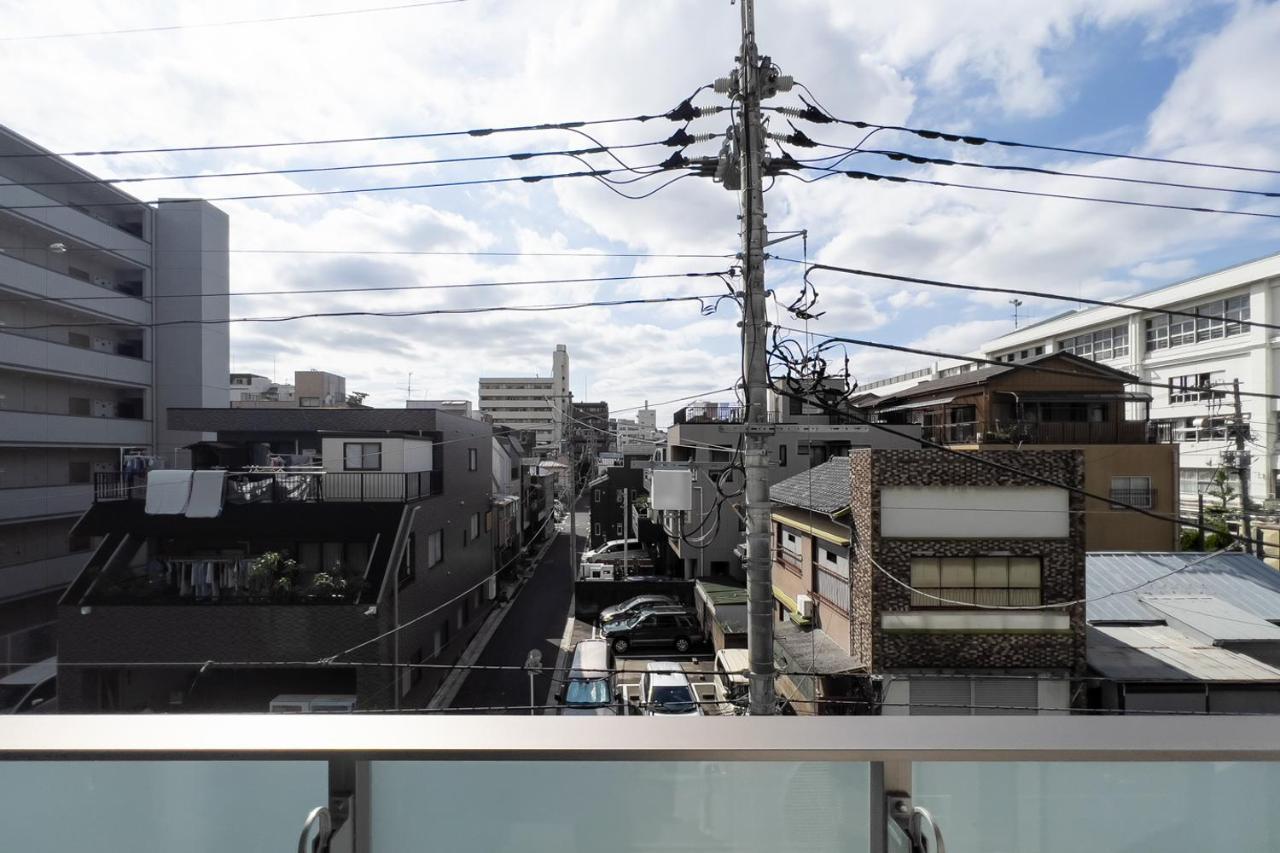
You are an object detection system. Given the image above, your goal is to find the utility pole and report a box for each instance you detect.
[1010,298,1023,329]
[565,390,578,579]
[1230,378,1254,549]
[727,0,782,715]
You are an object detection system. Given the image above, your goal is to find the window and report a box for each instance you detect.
[399,532,416,584]
[909,556,1042,607]
[1168,372,1223,404]
[1146,295,1249,352]
[778,444,788,467]
[814,546,850,613]
[484,511,492,532]
[299,397,321,407]
[593,489,601,503]
[1057,324,1128,361]
[468,448,478,471]
[1180,468,1239,496]
[780,528,802,560]
[343,442,381,471]
[1110,476,1153,509]
[467,512,480,544]
[426,530,443,568]
[593,523,601,536]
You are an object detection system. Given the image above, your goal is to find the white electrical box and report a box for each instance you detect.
[651,469,694,511]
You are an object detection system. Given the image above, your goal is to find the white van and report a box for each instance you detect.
[558,638,615,716]
[0,657,57,714]
[714,648,750,714]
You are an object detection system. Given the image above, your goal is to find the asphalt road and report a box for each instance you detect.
[449,527,575,713]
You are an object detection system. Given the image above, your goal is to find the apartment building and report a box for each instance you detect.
[477,344,569,454]
[0,124,228,671]
[57,407,494,711]
[231,370,355,409]
[868,352,1180,550]
[770,449,1087,715]
[868,250,1280,511]
[643,399,921,580]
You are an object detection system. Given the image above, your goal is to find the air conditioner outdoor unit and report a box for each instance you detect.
[307,695,357,713]
[796,594,814,619]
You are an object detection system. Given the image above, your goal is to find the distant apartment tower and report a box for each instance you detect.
[477,344,570,454]
[0,124,228,668]
[231,370,351,409]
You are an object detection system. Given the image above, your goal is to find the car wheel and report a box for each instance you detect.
[612,638,630,654]
[674,637,691,653]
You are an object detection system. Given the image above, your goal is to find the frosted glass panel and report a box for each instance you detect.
[914,762,1280,853]
[0,761,326,853]
[372,761,869,853]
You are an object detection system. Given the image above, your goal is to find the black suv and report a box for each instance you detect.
[600,607,700,654]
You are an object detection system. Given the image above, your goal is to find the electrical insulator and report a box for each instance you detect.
[714,74,736,94]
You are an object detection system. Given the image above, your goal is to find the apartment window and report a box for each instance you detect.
[1110,476,1153,509]
[1180,468,1238,495]
[778,444,788,467]
[780,528,802,558]
[1168,372,1223,404]
[468,448,478,471]
[399,532,416,585]
[593,523,601,536]
[343,442,381,471]
[909,556,1042,607]
[484,511,492,532]
[593,489,601,503]
[1057,324,1128,361]
[426,530,443,568]
[1035,346,1044,355]
[467,512,480,543]
[299,397,321,407]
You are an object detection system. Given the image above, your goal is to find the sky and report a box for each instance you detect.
[2,0,1279,425]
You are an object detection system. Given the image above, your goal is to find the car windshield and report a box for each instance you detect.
[564,679,611,706]
[649,684,697,713]
[0,684,30,711]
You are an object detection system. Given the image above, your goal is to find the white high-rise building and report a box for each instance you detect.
[0,124,229,668]
[478,344,570,453]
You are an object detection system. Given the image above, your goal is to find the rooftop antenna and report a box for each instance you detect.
[1010,298,1023,329]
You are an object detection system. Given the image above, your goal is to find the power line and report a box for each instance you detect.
[784,110,1280,177]
[7,291,728,332]
[773,325,1280,404]
[796,165,1280,221]
[3,107,711,159]
[0,246,735,259]
[0,162,690,211]
[841,147,1280,200]
[5,140,688,188]
[772,258,1280,336]
[0,0,467,42]
[0,269,731,306]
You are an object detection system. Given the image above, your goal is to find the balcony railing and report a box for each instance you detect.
[93,469,442,504]
[1,717,1278,853]
[922,420,1162,445]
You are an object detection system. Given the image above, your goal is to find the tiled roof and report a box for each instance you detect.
[769,457,851,514]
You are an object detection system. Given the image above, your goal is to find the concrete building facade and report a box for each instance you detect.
[477,344,570,454]
[0,124,228,671]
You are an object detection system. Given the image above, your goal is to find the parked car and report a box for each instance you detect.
[600,606,700,654]
[0,657,57,714]
[599,594,680,626]
[556,638,616,716]
[640,663,702,716]
[580,538,648,565]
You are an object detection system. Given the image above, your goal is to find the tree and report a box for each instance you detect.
[1183,467,1236,551]
[346,391,369,408]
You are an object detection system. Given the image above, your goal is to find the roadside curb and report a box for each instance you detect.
[427,531,561,710]
[544,589,577,710]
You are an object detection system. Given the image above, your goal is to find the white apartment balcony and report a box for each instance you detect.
[0,410,150,446]
[1,717,1277,852]
[0,251,149,326]
[0,551,87,601]
[0,483,92,521]
[0,332,150,386]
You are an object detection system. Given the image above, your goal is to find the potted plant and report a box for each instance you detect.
[249,551,299,602]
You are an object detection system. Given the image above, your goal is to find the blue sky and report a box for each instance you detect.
[2,0,1278,423]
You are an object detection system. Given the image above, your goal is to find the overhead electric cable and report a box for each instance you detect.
[1,0,467,41]
[771,257,1280,335]
[0,246,735,259]
[796,165,1280,221]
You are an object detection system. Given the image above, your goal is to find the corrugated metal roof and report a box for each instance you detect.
[1086,552,1280,623]
[1088,624,1280,682]
[1140,595,1280,643]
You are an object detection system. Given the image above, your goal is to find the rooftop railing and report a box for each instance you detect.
[2,716,1278,853]
[93,469,442,504]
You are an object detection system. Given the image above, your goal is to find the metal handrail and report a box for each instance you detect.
[296,806,331,853]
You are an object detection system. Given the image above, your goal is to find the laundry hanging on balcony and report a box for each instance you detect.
[144,470,193,515]
[185,470,227,518]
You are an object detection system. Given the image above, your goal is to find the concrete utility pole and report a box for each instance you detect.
[566,390,578,579]
[1230,378,1254,548]
[732,0,777,716]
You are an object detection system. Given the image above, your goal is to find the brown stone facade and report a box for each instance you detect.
[848,449,1087,675]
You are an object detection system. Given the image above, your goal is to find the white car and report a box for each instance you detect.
[640,663,703,716]
[0,657,57,714]
[581,538,646,564]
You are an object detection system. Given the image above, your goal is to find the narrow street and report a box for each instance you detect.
[447,503,587,712]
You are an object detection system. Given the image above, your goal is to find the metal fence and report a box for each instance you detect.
[94,470,442,504]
